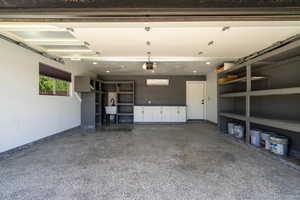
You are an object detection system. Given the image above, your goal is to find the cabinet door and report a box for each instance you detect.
[162,107,172,122]
[144,107,162,122]
[143,107,153,122]
[152,107,162,122]
[134,106,144,122]
[177,107,187,122]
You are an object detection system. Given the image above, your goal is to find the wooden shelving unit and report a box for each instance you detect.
[217,36,300,155]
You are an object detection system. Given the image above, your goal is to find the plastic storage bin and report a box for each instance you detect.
[270,135,288,156]
[228,123,236,135]
[234,125,244,139]
[251,129,261,147]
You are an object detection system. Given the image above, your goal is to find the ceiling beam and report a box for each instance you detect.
[0,7,300,22]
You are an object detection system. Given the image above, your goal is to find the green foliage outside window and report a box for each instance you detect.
[39,75,70,96]
[39,75,53,91]
[55,79,69,92]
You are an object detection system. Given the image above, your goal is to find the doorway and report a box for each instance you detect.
[186,81,206,120]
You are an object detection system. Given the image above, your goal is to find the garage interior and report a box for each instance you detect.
[1,2,300,200]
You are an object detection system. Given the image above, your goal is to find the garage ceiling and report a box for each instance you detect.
[0,21,300,75]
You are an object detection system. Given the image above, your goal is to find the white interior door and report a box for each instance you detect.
[186,81,205,120]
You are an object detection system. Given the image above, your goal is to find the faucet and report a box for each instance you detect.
[110,98,115,106]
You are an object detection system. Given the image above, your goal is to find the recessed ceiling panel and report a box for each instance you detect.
[40,45,88,50]
[10,31,75,39]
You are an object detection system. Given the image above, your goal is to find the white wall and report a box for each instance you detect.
[206,71,218,123]
[0,39,94,153]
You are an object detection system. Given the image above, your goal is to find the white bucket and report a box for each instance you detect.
[251,129,261,147]
[270,135,288,156]
[228,123,236,135]
[234,125,244,139]
[260,132,274,150]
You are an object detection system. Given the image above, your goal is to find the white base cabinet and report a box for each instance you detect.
[134,106,186,123]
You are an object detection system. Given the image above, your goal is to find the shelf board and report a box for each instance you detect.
[220,92,247,98]
[219,112,246,121]
[118,91,134,94]
[117,113,134,116]
[219,76,266,85]
[250,87,300,96]
[118,103,134,106]
[221,87,300,98]
[250,116,300,133]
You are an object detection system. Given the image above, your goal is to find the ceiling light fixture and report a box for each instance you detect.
[206,62,211,65]
[70,58,81,61]
[193,70,197,73]
[93,62,98,65]
[142,52,158,71]
[106,70,110,73]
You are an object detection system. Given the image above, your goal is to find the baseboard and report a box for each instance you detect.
[206,120,218,126]
[134,122,186,125]
[0,126,80,160]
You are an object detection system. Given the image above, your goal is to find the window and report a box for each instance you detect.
[39,63,71,96]
[146,79,169,86]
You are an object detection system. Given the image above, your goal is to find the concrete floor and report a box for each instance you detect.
[0,123,300,200]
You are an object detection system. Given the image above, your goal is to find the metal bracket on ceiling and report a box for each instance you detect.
[236,33,300,65]
[0,33,64,64]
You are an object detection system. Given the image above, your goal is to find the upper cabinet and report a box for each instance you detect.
[75,76,99,92]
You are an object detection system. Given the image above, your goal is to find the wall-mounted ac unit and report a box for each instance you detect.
[146,79,169,86]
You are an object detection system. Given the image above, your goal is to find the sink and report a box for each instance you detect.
[105,106,117,114]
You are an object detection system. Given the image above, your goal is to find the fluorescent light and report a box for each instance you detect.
[47,49,93,52]
[24,39,80,42]
[70,58,81,61]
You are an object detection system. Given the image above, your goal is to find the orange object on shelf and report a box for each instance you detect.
[218,77,229,84]
[227,75,239,80]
